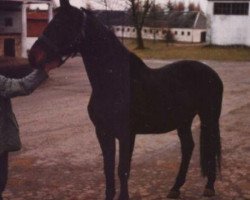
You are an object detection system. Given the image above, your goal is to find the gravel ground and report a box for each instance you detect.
[1,58,250,200]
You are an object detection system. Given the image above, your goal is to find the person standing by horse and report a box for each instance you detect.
[0,63,52,200]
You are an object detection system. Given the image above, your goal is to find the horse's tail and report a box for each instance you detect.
[198,72,223,177]
[200,119,221,177]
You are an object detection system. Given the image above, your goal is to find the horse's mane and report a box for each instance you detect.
[85,9,125,47]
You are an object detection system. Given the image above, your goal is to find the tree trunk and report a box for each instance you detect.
[136,28,144,49]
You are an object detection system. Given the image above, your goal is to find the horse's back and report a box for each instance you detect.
[157,60,223,101]
[161,60,222,87]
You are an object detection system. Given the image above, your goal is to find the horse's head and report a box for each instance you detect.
[28,0,86,70]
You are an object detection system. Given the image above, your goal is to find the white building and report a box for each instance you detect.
[97,11,207,43]
[0,0,53,58]
[206,0,250,46]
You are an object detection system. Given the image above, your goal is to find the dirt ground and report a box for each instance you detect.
[1,58,250,200]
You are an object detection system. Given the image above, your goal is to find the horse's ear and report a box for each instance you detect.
[60,0,70,7]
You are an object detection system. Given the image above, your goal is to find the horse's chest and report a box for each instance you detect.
[87,94,130,133]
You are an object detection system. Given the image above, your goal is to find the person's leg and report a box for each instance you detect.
[0,152,9,200]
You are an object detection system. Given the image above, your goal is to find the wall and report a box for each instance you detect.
[0,11,22,34]
[0,10,22,57]
[28,20,47,37]
[206,1,250,46]
[172,28,192,42]
[25,37,37,55]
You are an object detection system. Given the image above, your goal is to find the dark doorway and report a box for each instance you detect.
[4,38,15,57]
[201,32,206,43]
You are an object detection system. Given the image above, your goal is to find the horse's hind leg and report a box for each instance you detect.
[96,129,116,200]
[167,121,194,199]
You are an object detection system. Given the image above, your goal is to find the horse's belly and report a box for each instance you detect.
[130,111,176,134]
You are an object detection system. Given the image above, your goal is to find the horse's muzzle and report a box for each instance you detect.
[28,41,47,69]
[28,40,62,70]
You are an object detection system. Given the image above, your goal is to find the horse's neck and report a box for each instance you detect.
[80,17,130,96]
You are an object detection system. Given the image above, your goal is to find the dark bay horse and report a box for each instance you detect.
[28,1,223,199]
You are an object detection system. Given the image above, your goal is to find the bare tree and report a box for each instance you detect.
[127,0,154,49]
[174,2,185,11]
[98,0,153,49]
[165,29,175,45]
[195,3,201,11]
[188,2,201,12]
[188,2,196,11]
[166,0,174,12]
[148,3,164,20]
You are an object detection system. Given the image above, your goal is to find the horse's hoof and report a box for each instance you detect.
[105,189,115,200]
[203,188,215,197]
[118,193,129,200]
[167,190,180,199]
[118,197,129,200]
[105,197,114,200]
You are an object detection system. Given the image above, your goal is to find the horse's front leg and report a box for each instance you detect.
[96,129,116,200]
[118,133,136,200]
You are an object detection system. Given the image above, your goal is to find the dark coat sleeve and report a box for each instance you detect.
[0,69,48,98]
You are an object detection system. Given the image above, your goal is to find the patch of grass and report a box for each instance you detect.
[122,39,250,61]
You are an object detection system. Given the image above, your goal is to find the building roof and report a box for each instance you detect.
[161,11,199,28]
[95,10,129,26]
[95,10,206,29]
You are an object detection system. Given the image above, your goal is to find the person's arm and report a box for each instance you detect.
[0,69,48,98]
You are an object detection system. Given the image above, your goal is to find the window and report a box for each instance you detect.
[214,3,249,15]
[232,3,249,15]
[5,18,13,27]
[175,31,178,35]
[144,29,147,33]
[116,28,120,31]
[187,32,191,36]
[127,28,130,31]
[181,31,184,35]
